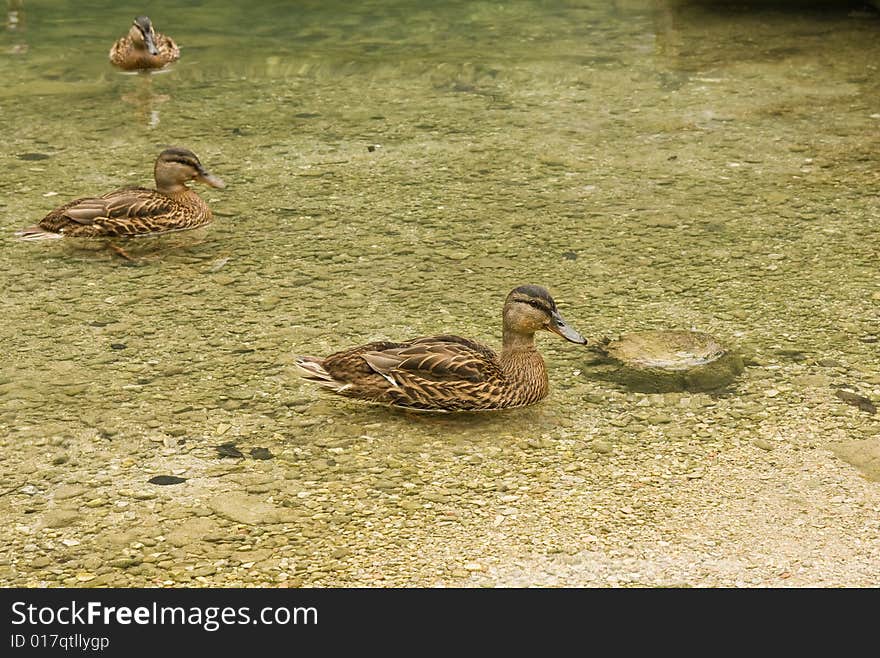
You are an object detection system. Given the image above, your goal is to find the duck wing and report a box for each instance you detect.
[60,188,173,224]
[309,335,510,410]
[362,335,502,384]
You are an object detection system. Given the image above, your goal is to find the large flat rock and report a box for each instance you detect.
[208,493,299,525]
[829,440,880,482]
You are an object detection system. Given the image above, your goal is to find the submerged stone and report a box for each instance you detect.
[216,443,244,458]
[586,330,743,393]
[250,447,273,460]
[148,475,187,485]
[208,493,299,525]
[834,390,876,414]
[829,440,880,481]
[42,510,81,528]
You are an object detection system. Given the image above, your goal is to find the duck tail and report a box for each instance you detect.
[16,226,62,241]
[294,356,350,392]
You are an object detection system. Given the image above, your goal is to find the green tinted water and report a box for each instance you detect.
[1,1,878,587]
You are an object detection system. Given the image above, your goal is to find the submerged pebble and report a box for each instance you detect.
[147,475,187,486]
[250,447,273,460]
[834,390,876,414]
[216,443,244,459]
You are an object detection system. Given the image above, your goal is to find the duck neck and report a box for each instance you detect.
[502,329,537,353]
[155,183,209,217]
[500,330,545,373]
[499,330,549,402]
[156,180,192,197]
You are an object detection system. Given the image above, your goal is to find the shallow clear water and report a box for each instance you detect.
[1,1,879,587]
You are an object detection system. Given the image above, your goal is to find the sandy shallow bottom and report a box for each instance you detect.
[1,372,878,588]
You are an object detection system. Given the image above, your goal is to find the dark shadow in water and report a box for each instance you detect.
[652,0,879,81]
[660,0,876,11]
[312,397,572,442]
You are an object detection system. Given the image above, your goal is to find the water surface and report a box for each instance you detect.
[1,1,878,587]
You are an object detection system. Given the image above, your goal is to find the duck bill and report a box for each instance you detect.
[547,310,587,344]
[196,169,226,189]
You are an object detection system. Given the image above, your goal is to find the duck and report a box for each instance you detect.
[294,285,587,411]
[109,16,179,71]
[16,148,225,243]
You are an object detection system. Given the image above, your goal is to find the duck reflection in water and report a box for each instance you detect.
[120,74,170,130]
[6,0,27,55]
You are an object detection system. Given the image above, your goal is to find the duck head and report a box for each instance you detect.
[154,147,226,194]
[502,284,587,346]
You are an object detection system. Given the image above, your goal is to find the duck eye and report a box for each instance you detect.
[521,299,550,313]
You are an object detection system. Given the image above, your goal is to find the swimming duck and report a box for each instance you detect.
[17,148,225,241]
[110,16,179,71]
[295,285,587,411]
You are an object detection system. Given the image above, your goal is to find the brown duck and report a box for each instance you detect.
[17,148,225,241]
[295,285,587,411]
[110,16,179,71]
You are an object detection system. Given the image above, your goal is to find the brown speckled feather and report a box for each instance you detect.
[17,147,224,241]
[34,187,212,238]
[294,285,586,412]
[110,33,179,71]
[366,336,500,383]
[299,336,545,411]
